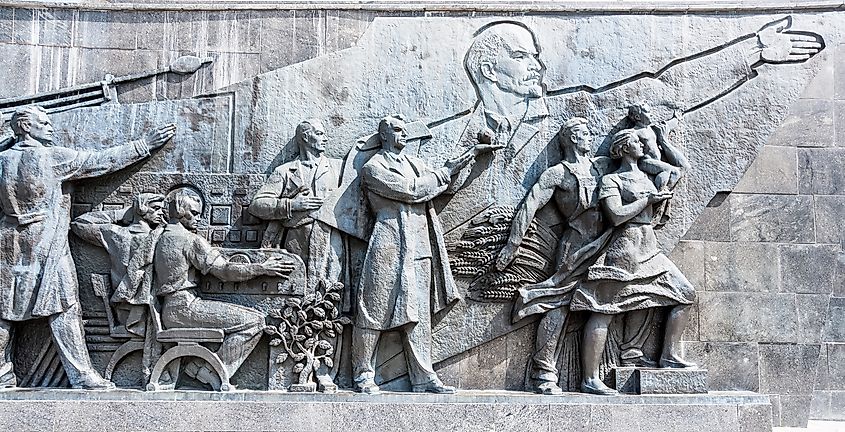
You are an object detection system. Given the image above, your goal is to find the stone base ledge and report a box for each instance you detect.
[0,389,772,432]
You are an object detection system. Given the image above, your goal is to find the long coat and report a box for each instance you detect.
[0,139,151,321]
[248,156,344,293]
[355,150,461,331]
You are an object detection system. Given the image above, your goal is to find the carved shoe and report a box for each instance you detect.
[412,378,456,394]
[0,364,16,389]
[73,374,116,390]
[355,379,381,395]
[317,374,338,393]
[581,378,618,396]
[536,381,563,395]
[659,357,697,369]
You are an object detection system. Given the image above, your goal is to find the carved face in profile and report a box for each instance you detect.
[25,110,55,144]
[178,197,202,232]
[633,103,653,124]
[567,123,593,154]
[298,120,328,154]
[379,117,407,151]
[142,200,166,227]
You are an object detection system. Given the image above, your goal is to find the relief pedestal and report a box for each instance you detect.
[0,389,771,432]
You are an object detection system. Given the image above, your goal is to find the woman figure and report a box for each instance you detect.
[571,129,696,395]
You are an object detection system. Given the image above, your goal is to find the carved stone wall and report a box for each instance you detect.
[0,2,842,429]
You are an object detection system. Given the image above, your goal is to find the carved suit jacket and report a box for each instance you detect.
[0,139,151,321]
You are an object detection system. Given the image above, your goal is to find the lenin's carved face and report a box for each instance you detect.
[490,30,543,98]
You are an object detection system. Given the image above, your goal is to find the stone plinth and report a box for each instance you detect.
[0,389,770,432]
[614,367,708,395]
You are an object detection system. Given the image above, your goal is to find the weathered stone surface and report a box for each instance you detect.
[703,242,781,292]
[76,11,140,50]
[0,8,11,43]
[613,367,707,395]
[669,240,705,291]
[698,292,797,343]
[12,8,75,47]
[780,244,839,294]
[766,99,834,148]
[836,100,845,147]
[800,50,834,100]
[813,195,845,247]
[824,343,845,390]
[682,194,731,242]
[730,194,815,243]
[823,298,845,342]
[778,394,813,428]
[796,294,832,344]
[587,403,739,432]
[798,148,845,195]
[733,146,798,194]
[738,403,774,432]
[684,342,760,391]
[758,343,820,395]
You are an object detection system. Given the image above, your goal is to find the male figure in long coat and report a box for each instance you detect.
[0,105,175,389]
[352,115,490,394]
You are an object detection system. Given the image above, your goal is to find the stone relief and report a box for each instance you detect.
[0,13,826,398]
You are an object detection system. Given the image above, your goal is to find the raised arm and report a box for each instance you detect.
[496,166,564,270]
[70,209,129,246]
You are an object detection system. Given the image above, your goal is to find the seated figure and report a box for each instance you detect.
[153,187,294,387]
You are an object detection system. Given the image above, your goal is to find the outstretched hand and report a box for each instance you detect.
[145,123,177,150]
[755,16,823,64]
[262,257,297,277]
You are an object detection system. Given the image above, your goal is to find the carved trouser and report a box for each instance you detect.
[0,304,102,387]
[161,290,265,376]
[531,306,569,384]
[352,258,438,387]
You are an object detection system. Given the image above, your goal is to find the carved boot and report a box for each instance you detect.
[355,379,381,395]
[0,363,16,388]
[658,357,697,369]
[620,349,658,368]
[536,380,563,395]
[316,374,337,393]
[581,378,617,396]
[412,378,456,394]
[72,372,116,390]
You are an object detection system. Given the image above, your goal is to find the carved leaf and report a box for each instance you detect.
[318,340,332,350]
[303,294,316,305]
[293,363,305,373]
[283,307,294,318]
[314,292,323,303]
[311,321,324,330]
[324,357,334,368]
[275,353,288,364]
[268,309,283,319]
[304,338,316,349]
[292,353,305,362]
[269,339,282,347]
[313,359,321,370]
[297,311,308,321]
[325,329,336,338]
[326,292,341,302]
[264,327,278,336]
[333,322,343,333]
[278,321,287,333]
[329,308,339,319]
[313,308,326,319]
[304,326,314,337]
[294,335,306,342]
[285,298,302,308]
[338,317,352,326]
